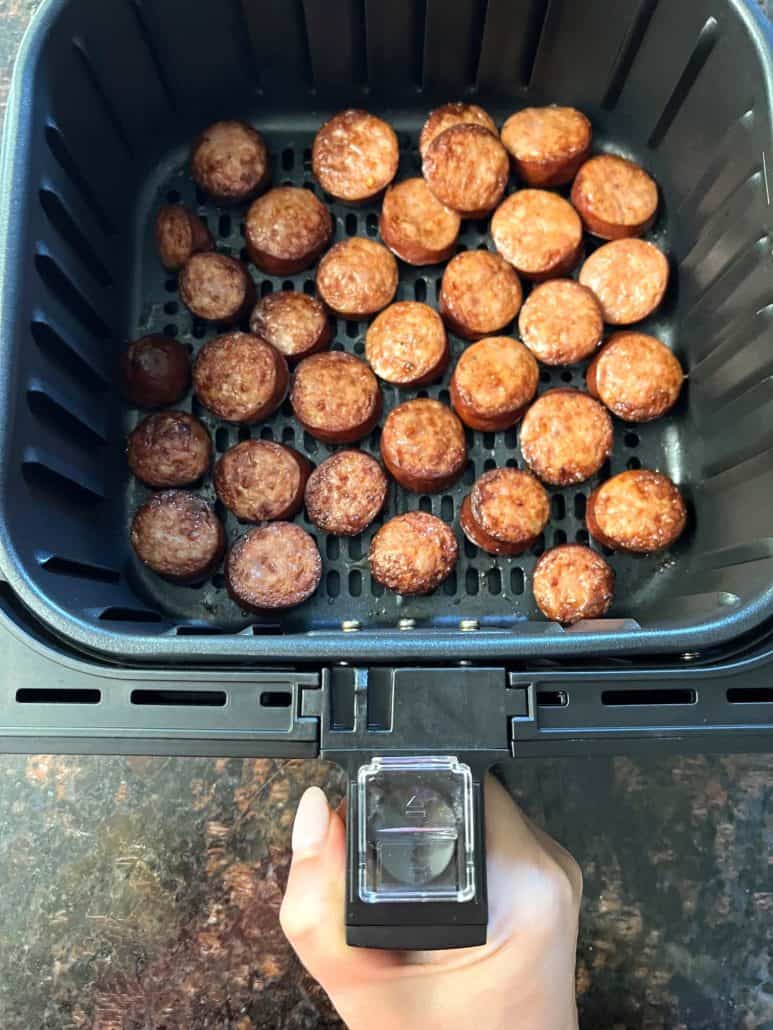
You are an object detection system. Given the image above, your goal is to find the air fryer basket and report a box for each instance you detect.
[0,0,771,665]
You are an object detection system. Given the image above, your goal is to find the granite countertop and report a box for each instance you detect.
[0,4,771,1029]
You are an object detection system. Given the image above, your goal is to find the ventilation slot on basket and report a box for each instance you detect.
[16,688,101,704]
[726,687,773,704]
[523,0,551,86]
[131,689,226,706]
[260,690,291,708]
[602,0,659,110]
[34,254,110,339]
[39,554,120,584]
[537,690,568,707]
[128,0,177,110]
[27,387,106,449]
[31,320,109,391]
[602,688,697,706]
[648,17,719,149]
[72,40,134,157]
[38,189,112,287]
[98,606,162,623]
[44,124,116,236]
[23,455,104,505]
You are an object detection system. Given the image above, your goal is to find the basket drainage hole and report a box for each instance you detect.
[536,690,568,707]
[166,189,181,204]
[16,688,100,704]
[625,432,640,448]
[727,688,773,703]
[131,689,226,707]
[261,690,292,708]
[164,301,179,315]
[219,214,232,237]
[627,457,642,470]
[602,688,696,706]
[560,370,573,383]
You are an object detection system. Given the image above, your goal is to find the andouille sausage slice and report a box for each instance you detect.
[191,120,270,204]
[305,450,388,536]
[462,468,549,556]
[155,205,213,271]
[369,512,458,595]
[121,335,190,409]
[586,332,684,422]
[379,178,461,266]
[365,302,449,387]
[423,124,509,219]
[179,252,256,326]
[245,187,333,275]
[500,106,591,186]
[226,523,322,610]
[316,238,398,319]
[249,292,332,364]
[579,239,669,325]
[291,352,381,444]
[419,102,497,159]
[450,336,538,431]
[587,469,687,553]
[128,411,212,489]
[439,250,523,341]
[533,544,615,624]
[520,388,613,486]
[312,109,399,203]
[193,332,289,424]
[491,189,583,280]
[131,490,225,583]
[214,440,310,523]
[518,280,604,366]
[380,398,467,493]
[571,154,658,239]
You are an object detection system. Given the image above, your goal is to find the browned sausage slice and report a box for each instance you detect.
[193,332,289,424]
[450,336,538,431]
[305,450,388,536]
[520,389,613,486]
[369,512,458,595]
[587,469,686,553]
[571,154,658,239]
[155,205,213,271]
[245,187,333,275]
[316,238,398,319]
[379,178,461,266]
[121,335,190,409]
[491,189,583,280]
[500,106,591,187]
[439,251,522,341]
[131,490,224,583]
[312,109,399,203]
[586,332,684,422]
[191,120,270,204]
[249,292,332,364]
[380,398,467,493]
[518,280,603,366]
[179,252,256,326]
[423,125,509,219]
[365,302,449,387]
[532,545,615,624]
[579,239,669,325]
[214,440,310,522]
[465,468,549,555]
[290,352,381,444]
[419,102,497,158]
[226,523,322,610]
[128,411,211,488]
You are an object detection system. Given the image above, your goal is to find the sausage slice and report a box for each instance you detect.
[155,205,213,271]
[312,109,399,203]
[462,468,549,556]
[439,250,522,341]
[128,411,211,488]
[245,187,332,275]
[191,120,270,204]
[450,336,538,431]
[491,189,582,280]
[419,102,497,158]
[291,351,381,444]
[379,178,461,266]
[249,292,332,364]
[369,512,458,595]
[305,450,388,536]
[500,106,591,187]
[121,335,190,409]
[214,440,310,522]
[365,302,449,387]
[381,398,467,493]
[571,154,658,239]
[579,239,669,325]
[520,388,613,486]
[586,332,684,422]
[518,279,603,366]
[226,523,322,610]
[131,490,224,583]
[533,545,615,624]
[587,469,687,553]
[316,238,398,319]
[193,332,289,424]
[423,124,509,219]
[179,252,256,326]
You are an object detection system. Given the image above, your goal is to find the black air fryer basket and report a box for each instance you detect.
[0,0,772,948]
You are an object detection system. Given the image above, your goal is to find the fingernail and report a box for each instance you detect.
[291,786,331,859]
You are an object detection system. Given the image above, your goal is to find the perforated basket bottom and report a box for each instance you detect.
[126,127,686,635]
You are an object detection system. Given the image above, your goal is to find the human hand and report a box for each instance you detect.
[280,774,582,1030]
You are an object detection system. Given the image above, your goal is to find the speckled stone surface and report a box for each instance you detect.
[0,4,772,1029]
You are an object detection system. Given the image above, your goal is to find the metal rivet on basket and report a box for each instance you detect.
[341,620,361,632]
[680,651,701,661]
[398,618,416,631]
[459,618,480,632]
